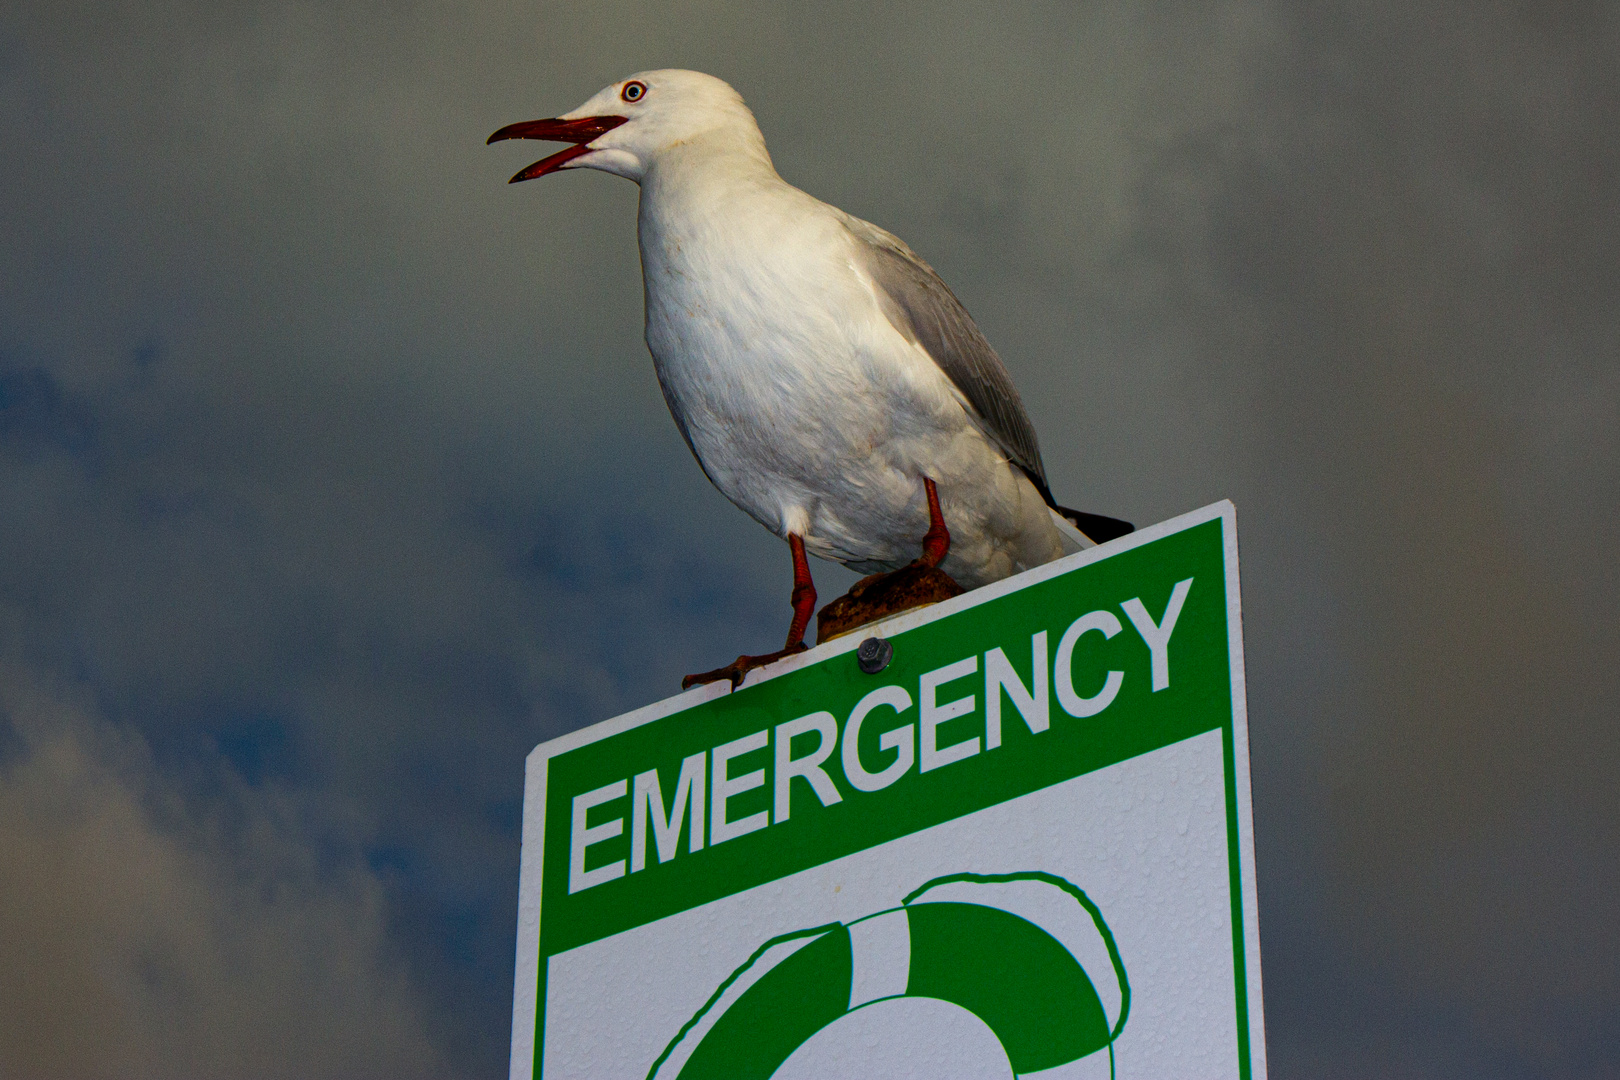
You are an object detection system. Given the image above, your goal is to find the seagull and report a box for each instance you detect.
[490,70,1131,689]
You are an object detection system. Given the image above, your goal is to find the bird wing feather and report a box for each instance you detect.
[842,213,1051,494]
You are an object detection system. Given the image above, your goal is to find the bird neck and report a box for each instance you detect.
[637,130,785,221]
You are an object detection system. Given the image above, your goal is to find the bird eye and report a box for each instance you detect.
[621,81,647,103]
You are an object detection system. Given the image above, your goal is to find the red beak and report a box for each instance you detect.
[487,115,629,183]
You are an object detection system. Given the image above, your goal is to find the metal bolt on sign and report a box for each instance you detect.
[856,636,893,674]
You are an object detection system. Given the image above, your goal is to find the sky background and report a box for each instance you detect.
[1,1,1616,1077]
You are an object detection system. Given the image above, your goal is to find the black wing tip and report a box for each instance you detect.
[1057,507,1135,544]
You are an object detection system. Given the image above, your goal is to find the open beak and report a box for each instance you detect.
[487,115,629,183]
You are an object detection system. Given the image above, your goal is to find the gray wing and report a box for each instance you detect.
[843,214,1052,494]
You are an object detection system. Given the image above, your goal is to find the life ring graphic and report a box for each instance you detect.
[646,872,1130,1080]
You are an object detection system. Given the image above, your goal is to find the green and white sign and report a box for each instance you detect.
[510,501,1266,1080]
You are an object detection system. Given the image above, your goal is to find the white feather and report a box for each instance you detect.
[546,70,1077,589]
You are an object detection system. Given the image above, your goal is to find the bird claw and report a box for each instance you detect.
[682,642,809,691]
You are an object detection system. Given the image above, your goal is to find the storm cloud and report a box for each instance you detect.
[1,0,1615,1077]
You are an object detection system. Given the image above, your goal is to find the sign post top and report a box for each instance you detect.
[511,500,1264,1080]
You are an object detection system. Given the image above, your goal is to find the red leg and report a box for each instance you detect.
[811,479,964,645]
[785,533,817,649]
[682,533,817,691]
[918,477,950,568]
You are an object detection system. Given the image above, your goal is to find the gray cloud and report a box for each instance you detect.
[0,650,448,1080]
[0,0,1615,1076]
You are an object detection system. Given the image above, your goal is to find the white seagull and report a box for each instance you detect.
[490,70,1130,688]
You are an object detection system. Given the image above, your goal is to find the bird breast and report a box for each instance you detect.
[632,165,1055,582]
[641,186,960,477]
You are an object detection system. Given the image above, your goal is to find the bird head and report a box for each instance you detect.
[488,70,766,184]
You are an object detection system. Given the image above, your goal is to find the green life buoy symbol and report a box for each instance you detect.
[647,872,1130,1080]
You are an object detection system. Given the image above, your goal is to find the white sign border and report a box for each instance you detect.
[508,498,1263,1080]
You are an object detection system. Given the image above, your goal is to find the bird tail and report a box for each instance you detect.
[1048,509,1093,554]
[1012,464,1135,553]
[1048,505,1135,554]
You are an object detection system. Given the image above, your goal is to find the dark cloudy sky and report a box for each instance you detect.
[1,1,1615,1077]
